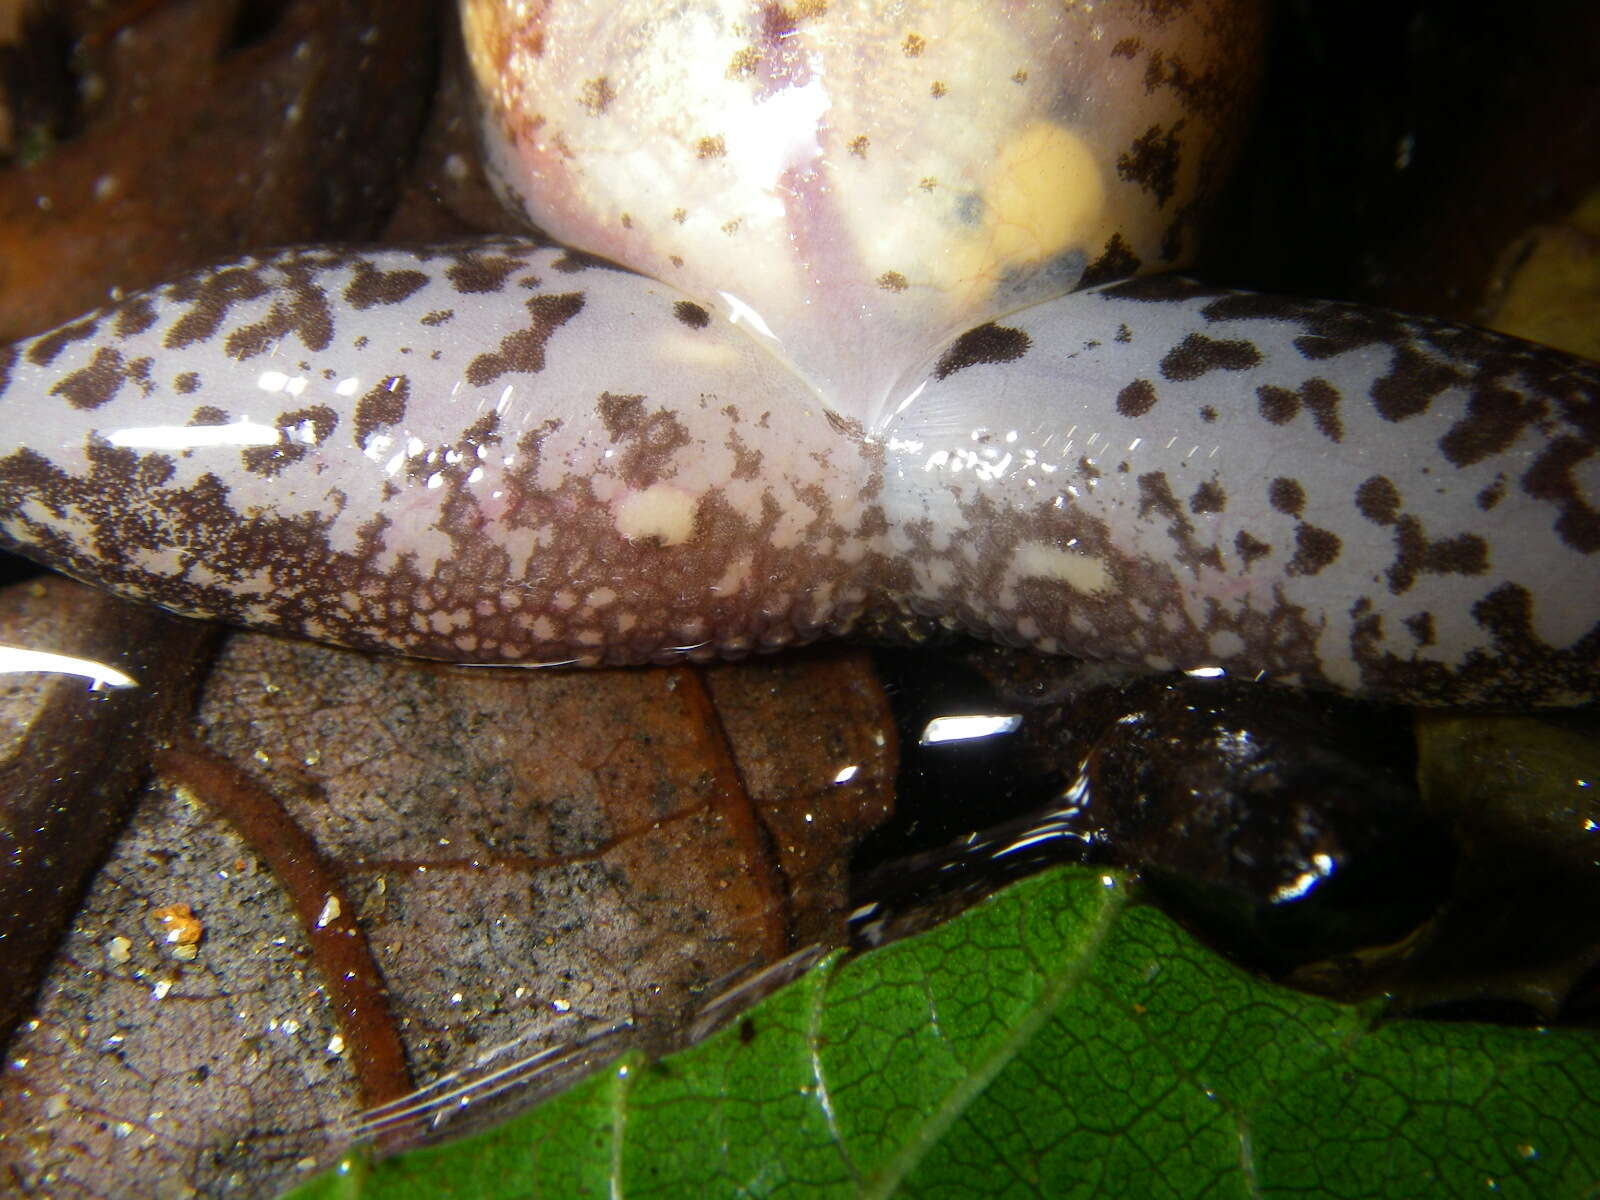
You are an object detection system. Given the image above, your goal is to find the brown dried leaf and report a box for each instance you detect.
[0,632,895,1197]
[0,0,439,340]
[0,576,212,1045]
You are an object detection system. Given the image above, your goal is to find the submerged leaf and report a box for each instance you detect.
[287,866,1600,1199]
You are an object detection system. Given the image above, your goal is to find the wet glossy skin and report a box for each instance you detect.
[0,1,1597,706]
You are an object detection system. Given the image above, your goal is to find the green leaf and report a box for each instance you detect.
[285,867,1600,1199]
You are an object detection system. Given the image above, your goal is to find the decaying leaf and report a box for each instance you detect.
[0,628,895,1196]
[0,0,437,340]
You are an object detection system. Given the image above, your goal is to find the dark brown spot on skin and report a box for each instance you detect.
[465,293,585,387]
[1010,69,1027,85]
[1298,378,1344,442]
[848,136,869,157]
[877,271,908,292]
[225,264,334,360]
[27,317,101,366]
[461,412,502,456]
[1159,333,1261,381]
[242,405,339,478]
[934,323,1029,379]
[673,301,711,329]
[113,297,159,339]
[1137,471,1223,573]
[421,310,454,327]
[1116,379,1158,418]
[1199,405,1218,423]
[1257,386,1296,425]
[354,375,410,444]
[50,345,127,410]
[725,419,763,481]
[1403,612,1435,647]
[550,248,624,275]
[696,135,726,159]
[857,505,889,539]
[1371,346,1462,421]
[1355,476,1402,526]
[1287,523,1340,576]
[1080,233,1141,288]
[1522,435,1600,553]
[727,47,760,79]
[1438,385,1546,467]
[1111,37,1140,58]
[824,410,856,439]
[1386,518,1489,595]
[343,260,429,310]
[1473,583,1535,644]
[597,392,646,441]
[1141,46,1250,120]
[1255,379,1343,441]
[759,2,803,42]
[1189,480,1226,514]
[1477,478,1506,510]
[1105,276,1227,306]
[902,33,925,56]
[446,253,524,294]
[165,266,271,351]
[192,406,228,424]
[1117,124,1182,207]
[930,81,946,99]
[175,372,201,394]
[1234,530,1270,567]
[580,76,616,115]
[1267,477,1304,517]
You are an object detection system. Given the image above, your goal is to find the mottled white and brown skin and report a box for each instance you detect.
[1,1,1597,705]
[0,242,883,666]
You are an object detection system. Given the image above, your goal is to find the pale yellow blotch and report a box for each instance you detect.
[918,558,958,593]
[714,554,753,595]
[1014,541,1112,595]
[614,484,698,545]
[941,121,1105,304]
[660,329,743,369]
[767,497,817,550]
[1209,630,1246,659]
[984,121,1104,266]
